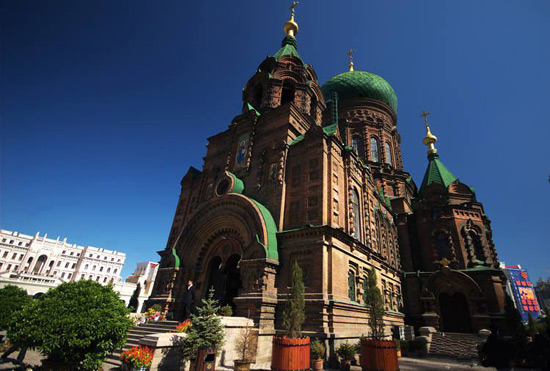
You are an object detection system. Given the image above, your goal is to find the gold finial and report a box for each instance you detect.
[420,110,438,155]
[439,257,450,267]
[284,2,300,37]
[347,49,356,72]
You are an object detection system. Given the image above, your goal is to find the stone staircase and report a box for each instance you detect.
[429,332,484,359]
[103,320,179,370]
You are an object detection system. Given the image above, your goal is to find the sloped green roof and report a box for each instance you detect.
[226,173,278,261]
[171,247,180,268]
[273,36,302,62]
[321,70,398,112]
[419,153,458,194]
[227,172,245,194]
[289,123,339,146]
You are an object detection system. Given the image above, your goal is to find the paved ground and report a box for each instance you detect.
[1,351,538,371]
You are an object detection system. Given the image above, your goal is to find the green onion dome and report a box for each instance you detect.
[321,70,398,112]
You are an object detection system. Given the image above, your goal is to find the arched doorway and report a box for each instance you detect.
[205,254,242,311]
[439,292,472,333]
[33,255,47,274]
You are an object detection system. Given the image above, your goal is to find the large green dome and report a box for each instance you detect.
[321,70,398,112]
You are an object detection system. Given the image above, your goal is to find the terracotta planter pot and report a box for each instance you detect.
[271,336,310,371]
[312,358,324,370]
[234,360,252,371]
[340,359,351,371]
[359,339,399,371]
[41,359,81,371]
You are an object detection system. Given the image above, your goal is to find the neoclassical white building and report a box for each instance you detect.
[0,229,125,295]
[0,229,159,312]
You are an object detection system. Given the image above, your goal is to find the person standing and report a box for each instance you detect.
[183,280,196,320]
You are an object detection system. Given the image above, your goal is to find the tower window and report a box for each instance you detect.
[385,142,393,167]
[281,80,295,105]
[435,232,450,260]
[370,137,379,162]
[352,136,364,158]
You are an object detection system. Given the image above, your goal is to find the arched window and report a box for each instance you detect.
[351,189,362,241]
[385,142,393,167]
[252,83,263,108]
[435,232,450,259]
[370,137,379,162]
[469,231,485,262]
[352,136,364,158]
[348,270,356,302]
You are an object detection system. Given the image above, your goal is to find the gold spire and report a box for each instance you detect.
[284,2,299,37]
[347,49,356,72]
[420,110,438,154]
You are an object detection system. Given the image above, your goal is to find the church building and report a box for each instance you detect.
[147,5,508,349]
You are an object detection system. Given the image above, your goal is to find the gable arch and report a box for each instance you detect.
[173,193,278,271]
[425,268,483,298]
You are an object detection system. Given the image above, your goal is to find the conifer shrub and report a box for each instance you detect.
[128,283,141,312]
[283,261,306,338]
[8,280,132,370]
[363,267,386,339]
[0,285,31,330]
[182,287,225,361]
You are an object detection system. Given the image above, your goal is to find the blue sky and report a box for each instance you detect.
[1,1,549,281]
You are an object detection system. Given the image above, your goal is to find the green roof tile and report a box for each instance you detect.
[273,36,302,62]
[321,70,398,112]
[419,153,458,194]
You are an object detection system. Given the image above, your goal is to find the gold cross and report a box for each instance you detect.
[419,110,431,128]
[290,1,299,16]
[347,49,356,72]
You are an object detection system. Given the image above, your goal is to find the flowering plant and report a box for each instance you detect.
[120,346,153,368]
[146,308,160,321]
[176,319,191,333]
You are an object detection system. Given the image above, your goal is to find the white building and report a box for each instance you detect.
[0,229,159,312]
[0,229,125,295]
[115,261,159,313]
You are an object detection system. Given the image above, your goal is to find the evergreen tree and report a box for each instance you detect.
[128,283,141,312]
[363,267,385,340]
[182,287,225,361]
[527,313,537,337]
[283,261,305,338]
[504,294,526,341]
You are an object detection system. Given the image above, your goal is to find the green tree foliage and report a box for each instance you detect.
[363,267,385,340]
[504,294,526,341]
[0,285,31,330]
[128,283,141,312]
[182,287,225,361]
[283,261,305,338]
[527,313,537,337]
[8,280,132,371]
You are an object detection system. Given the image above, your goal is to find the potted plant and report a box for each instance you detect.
[310,339,325,370]
[271,261,310,371]
[233,325,258,371]
[359,267,398,371]
[8,280,132,371]
[120,345,154,371]
[219,304,233,317]
[395,340,401,357]
[176,319,192,333]
[336,342,355,371]
[181,288,225,367]
[399,339,409,357]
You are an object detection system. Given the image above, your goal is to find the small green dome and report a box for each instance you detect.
[322,70,398,112]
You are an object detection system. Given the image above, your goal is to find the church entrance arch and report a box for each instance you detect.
[205,253,242,311]
[439,292,472,333]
